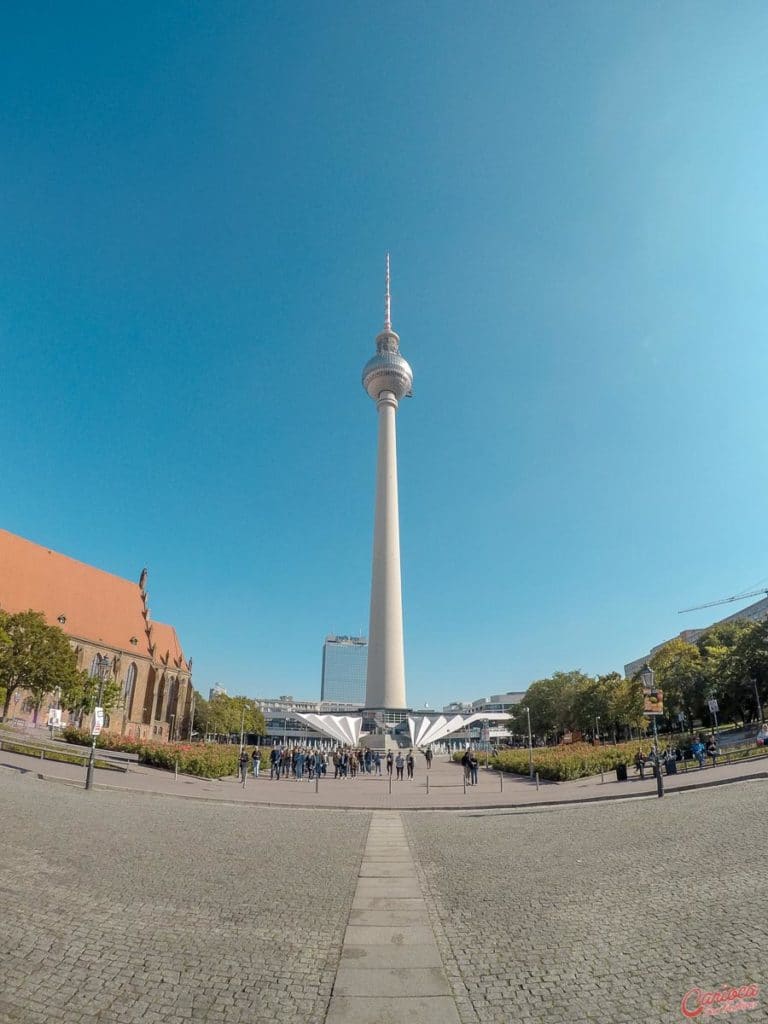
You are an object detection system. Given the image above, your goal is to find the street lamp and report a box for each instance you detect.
[639,664,664,798]
[523,705,534,779]
[594,714,600,745]
[85,654,111,792]
[751,676,764,725]
[239,703,246,752]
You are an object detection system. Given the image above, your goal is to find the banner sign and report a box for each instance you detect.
[92,707,104,737]
[46,708,62,728]
[643,688,664,716]
[708,699,719,714]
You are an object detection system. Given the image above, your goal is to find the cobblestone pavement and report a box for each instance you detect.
[405,781,768,1024]
[0,771,369,1024]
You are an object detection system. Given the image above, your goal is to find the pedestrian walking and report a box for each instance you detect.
[386,751,394,776]
[238,749,249,786]
[468,751,479,786]
[406,750,415,780]
[424,746,433,769]
[252,747,261,778]
[395,752,404,780]
[706,735,718,766]
[374,751,382,775]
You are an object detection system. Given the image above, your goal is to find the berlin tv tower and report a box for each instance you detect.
[361,256,414,709]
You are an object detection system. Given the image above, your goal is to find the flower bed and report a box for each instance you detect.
[456,740,656,781]
[61,727,269,779]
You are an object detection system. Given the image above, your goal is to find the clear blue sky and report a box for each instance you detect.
[2,2,768,706]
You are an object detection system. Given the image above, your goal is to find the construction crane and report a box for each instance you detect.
[678,588,768,614]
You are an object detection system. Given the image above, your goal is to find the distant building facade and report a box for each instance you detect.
[320,635,367,704]
[0,528,192,742]
[252,694,362,745]
[209,684,228,700]
[625,596,768,678]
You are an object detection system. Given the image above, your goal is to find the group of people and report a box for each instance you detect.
[459,748,480,785]
[236,745,431,782]
[633,734,719,774]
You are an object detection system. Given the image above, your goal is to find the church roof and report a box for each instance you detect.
[0,528,188,669]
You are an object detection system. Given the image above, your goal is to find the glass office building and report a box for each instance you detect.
[321,635,368,705]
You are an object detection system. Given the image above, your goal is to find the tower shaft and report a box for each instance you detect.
[365,390,406,708]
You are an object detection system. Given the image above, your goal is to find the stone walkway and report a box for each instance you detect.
[327,812,460,1024]
[1,743,766,810]
[2,763,766,1023]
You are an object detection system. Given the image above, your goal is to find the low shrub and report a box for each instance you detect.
[1,738,117,770]
[455,740,656,781]
[60,727,268,779]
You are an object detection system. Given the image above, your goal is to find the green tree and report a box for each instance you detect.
[0,610,84,721]
[518,670,590,739]
[60,668,122,724]
[191,691,209,735]
[648,637,704,726]
[609,675,646,737]
[197,692,266,739]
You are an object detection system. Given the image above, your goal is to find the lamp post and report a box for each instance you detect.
[594,714,600,745]
[523,705,533,779]
[188,689,196,742]
[639,664,663,798]
[85,654,111,792]
[752,677,764,725]
[239,703,246,753]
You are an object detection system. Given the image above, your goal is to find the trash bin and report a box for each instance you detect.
[665,757,677,776]
[615,763,628,782]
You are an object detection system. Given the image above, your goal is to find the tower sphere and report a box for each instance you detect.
[362,347,414,401]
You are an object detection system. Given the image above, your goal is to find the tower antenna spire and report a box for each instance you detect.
[384,253,391,331]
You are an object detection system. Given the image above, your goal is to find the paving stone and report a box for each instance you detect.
[0,773,369,1024]
[333,965,452,996]
[326,994,461,1024]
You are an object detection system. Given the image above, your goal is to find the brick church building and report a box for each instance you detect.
[0,528,193,741]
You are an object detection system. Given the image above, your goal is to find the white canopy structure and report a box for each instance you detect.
[295,713,363,746]
[407,712,510,747]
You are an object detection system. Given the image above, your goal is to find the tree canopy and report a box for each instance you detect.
[192,691,266,739]
[0,609,85,720]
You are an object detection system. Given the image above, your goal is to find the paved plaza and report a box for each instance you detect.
[1,765,766,1024]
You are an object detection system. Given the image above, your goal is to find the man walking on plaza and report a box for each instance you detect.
[406,750,415,780]
[395,752,404,781]
[251,747,261,778]
[386,750,394,776]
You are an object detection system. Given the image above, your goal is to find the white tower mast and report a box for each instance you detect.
[361,256,413,709]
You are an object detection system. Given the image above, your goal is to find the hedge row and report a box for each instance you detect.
[1,738,119,771]
[61,727,268,779]
[455,740,656,781]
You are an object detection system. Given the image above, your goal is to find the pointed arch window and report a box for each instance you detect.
[124,663,137,719]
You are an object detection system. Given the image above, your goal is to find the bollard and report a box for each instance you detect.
[315,774,319,794]
[388,773,392,795]
[41,748,45,761]
[463,775,466,795]
[535,771,540,791]
[499,771,503,793]
[426,774,429,795]
[174,759,178,782]
[600,770,604,784]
